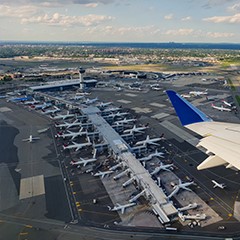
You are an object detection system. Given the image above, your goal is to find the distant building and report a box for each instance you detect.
[29,79,97,92]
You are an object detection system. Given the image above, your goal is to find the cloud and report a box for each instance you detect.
[21,12,114,27]
[228,3,240,12]
[0,4,39,18]
[0,0,116,6]
[203,13,240,23]
[202,0,235,9]
[84,3,98,7]
[164,14,173,20]
[181,16,191,21]
[206,31,235,38]
[165,28,194,36]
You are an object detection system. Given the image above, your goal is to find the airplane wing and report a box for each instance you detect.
[166,90,240,170]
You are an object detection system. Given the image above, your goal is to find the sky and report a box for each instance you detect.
[0,0,240,43]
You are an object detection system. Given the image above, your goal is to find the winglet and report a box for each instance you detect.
[166,90,212,126]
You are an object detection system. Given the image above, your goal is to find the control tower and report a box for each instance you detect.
[79,67,85,90]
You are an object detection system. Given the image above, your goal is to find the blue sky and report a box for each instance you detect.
[0,0,240,42]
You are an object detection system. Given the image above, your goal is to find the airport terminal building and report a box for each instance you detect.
[29,79,97,92]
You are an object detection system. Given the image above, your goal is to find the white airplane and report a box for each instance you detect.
[108,202,136,214]
[94,170,114,179]
[63,137,92,151]
[123,124,149,134]
[37,127,49,134]
[76,92,91,96]
[51,111,75,120]
[56,127,86,139]
[150,162,174,175]
[135,135,163,146]
[97,101,112,108]
[222,100,233,107]
[24,98,40,105]
[166,90,240,171]
[70,152,97,167]
[55,119,81,129]
[211,103,231,112]
[168,179,194,199]
[42,106,60,115]
[73,95,84,100]
[212,180,226,189]
[180,94,191,98]
[33,102,52,110]
[102,106,122,113]
[22,135,40,143]
[114,118,136,125]
[106,111,128,119]
[138,149,164,162]
[189,89,208,96]
[83,97,98,105]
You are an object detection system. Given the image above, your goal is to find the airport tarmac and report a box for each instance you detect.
[1,80,240,239]
[0,100,71,238]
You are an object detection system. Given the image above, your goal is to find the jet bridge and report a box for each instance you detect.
[82,106,177,224]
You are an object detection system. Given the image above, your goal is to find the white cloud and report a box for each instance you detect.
[206,31,235,38]
[21,13,114,27]
[84,3,98,7]
[0,4,39,18]
[203,13,240,23]
[164,14,173,20]
[181,16,191,21]
[165,28,193,36]
[0,0,116,6]
[228,3,240,12]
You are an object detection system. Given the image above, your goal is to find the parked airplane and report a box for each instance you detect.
[102,106,122,113]
[212,180,226,189]
[97,101,112,108]
[37,127,49,134]
[123,124,149,134]
[189,89,208,96]
[150,162,174,175]
[55,119,81,129]
[32,102,52,110]
[106,111,128,119]
[108,202,136,214]
[24,98,40,105]
[51,111,75,120]
[166,90,240,170]
[135,135,163,146]
[168,179,194,199]
[94,170,114,179]
[114,117,136,125]
[83,97,98,105]
[71,151,97,167]
[137,149,164,162]
[42,106,60,115]
[56,127,85,139]
[22,135,40,143]
[211,103,231,112]
[222,100,234,107]
[181,94,191,98]
[63,137,92,151]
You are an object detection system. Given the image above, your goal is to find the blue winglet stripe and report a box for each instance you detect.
[166,90,212,126]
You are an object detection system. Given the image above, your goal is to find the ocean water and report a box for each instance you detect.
[1,41,240,50]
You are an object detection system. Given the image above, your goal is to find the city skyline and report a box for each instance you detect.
[0,0,240,43]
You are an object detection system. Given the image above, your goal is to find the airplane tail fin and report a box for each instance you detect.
[166,90,212,126]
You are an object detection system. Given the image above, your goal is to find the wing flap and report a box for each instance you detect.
[197,155,227,170]
[197,136,240,170]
